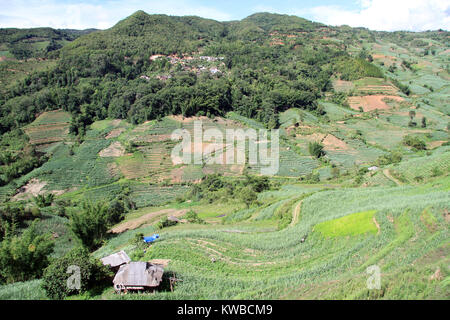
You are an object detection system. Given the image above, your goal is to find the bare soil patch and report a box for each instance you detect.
[428,140,447,149]
[373,216,381,235]
[322,134,349,151]
[333,79,354,92]
[169,115,209,123]
[171,167,185,183]
[105,128,125,139]
[348,95,404,112]
[299,133,326,142]
[372,54,398,66]
[13,178,47,201]
[110,208,189,234]
[51,190,66,196]
[99,141,125,157]
[148,259,171,267]
[290,200,302,226]
[139,134,172,143]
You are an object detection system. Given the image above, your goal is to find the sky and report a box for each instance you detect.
[0,0,449,31]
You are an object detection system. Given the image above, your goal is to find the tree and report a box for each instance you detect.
[183,210,205,224]
[240,186,257,208]
[0,204,41,240]
[0,221,54,284]
[156,216,178,229]
[267,114,279,129]
[308,141,325,158]
[41,246,111,300]
[421,117,427,128]
[403,135,426,150]
[68,201,124,251]
[358,47,368,60]
[408,120,417,127]
[245,175,270,193]
[377,151,402,166]
[34,193,54,208]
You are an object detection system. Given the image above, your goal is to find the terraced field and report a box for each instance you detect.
[24,110,72,145]
[85,175,449,300]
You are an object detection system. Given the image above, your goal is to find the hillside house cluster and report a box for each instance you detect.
[146,53,224,77]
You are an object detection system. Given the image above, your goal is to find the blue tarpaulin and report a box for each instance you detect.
[143,234,160,243]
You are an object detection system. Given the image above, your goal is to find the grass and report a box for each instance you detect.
[389,147,450,183]
[361,210,414,270]
[76,176,449,300]
[0,280,47,300]
[314,210,378,238]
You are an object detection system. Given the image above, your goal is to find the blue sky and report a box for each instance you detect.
[1,0,449,31]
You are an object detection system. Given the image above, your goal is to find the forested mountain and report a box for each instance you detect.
[0,11,389,135]
[0,27,97,59]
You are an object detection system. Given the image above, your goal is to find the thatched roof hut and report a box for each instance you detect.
[167,215,180,222]
[101,250,131,268]
[113,262,164,292]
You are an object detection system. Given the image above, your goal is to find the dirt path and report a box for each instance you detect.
[290,200,303,227]
[110,208,188,233]
[373,216,381,235]
[383,169,402,186]
[186,238,275,266]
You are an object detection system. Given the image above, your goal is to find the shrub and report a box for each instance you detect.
[431,167,442,177]
[183,210,205,224]
[240,186,257,208]
[0,221,54,284]
[402,135,426,150]
[244,175,270,193]
[377,151,403,166]
[304,172,320,183]
[331,166,340,179]
[41,246,111,300]
[130,232,146,249]
[0,204,41,239]
[308,142,325,158]
[34,193,54,208]
[156,216,178,229]
[421,117,427,128]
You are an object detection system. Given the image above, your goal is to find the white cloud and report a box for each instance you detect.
[1,0,448,31]
[302,0,450,31]
[0,0,232,29]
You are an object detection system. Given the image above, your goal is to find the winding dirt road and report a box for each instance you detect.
[290,200,303,227]
[110,208,188,234]
[383,169,403,186]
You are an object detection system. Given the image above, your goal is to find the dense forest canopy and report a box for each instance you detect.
[0,11,398,137]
